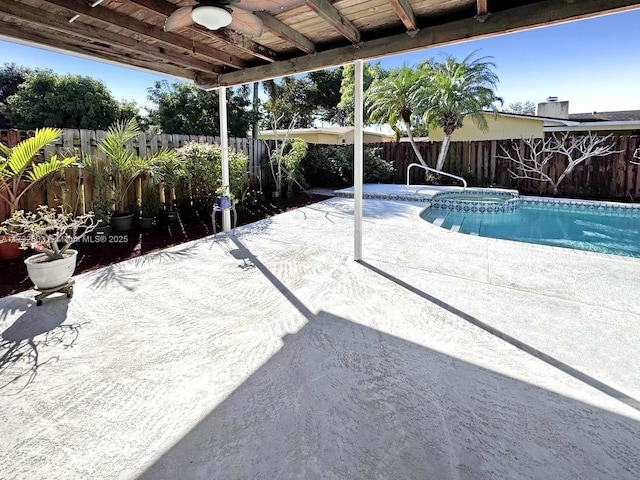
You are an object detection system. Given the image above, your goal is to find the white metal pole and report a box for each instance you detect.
[218,86,231,232]
[354,59,364,261]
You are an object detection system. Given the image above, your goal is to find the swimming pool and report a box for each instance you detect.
[421,198,640,258]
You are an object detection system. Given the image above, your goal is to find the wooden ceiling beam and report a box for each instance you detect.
[39,0,246,69]
[127,0,278,63]
[388,0,417,31]
[476,0,489,21]
[211,0,640,87]
[305,0,361,44]
[255,12,316,54]
[0,2,221,74]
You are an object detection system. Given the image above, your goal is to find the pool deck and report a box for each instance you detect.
[1,193,639,479]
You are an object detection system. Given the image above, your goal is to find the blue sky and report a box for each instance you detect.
[1,9,639,114]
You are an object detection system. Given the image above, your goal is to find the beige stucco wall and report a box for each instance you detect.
[428,113,544,141]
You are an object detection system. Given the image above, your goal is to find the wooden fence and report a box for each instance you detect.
[368,137,640,201]
[0,128,268,221]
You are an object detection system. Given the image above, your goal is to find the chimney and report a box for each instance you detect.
[536,97,569,119]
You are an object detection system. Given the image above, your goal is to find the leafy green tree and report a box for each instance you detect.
[339,62,387,125]
[5,70,125,130]
[367,66,428,167]
[504,100,536,115]
[417,53,502,170]
[307,68,346,126]
[146,80,252,137]
[262,77,315,128]
[0,63,32,128]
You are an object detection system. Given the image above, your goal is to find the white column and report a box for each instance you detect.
[218,86,231,232]
[354,60,364,261]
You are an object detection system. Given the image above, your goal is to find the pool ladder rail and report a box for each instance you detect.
[406,163,468,193]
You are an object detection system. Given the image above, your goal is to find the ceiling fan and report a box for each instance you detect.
[164,0,305,37]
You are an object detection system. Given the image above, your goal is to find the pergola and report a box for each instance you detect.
[1,0,639,256]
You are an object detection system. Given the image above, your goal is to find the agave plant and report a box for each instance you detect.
[0,128,75,214]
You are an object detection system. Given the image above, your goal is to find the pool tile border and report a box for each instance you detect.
[335,188,640,214]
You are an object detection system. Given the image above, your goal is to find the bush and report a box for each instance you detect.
[301,145,395,187]
[302,145,353,187]
[177,142,248,206]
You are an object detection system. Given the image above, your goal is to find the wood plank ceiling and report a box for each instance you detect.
[0,0,639,89]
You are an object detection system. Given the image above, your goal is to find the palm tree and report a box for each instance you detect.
[418,53,502,171]
[366,66,428,169]
[0,128,75,213]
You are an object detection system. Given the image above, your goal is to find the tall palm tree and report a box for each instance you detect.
[418,53,502,171]
[366,66,428,168]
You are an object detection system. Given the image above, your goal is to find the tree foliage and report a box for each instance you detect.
[339,62,387,125]
[146,80,252,137]
[307,68,346,125]
[504,100,536,115]
[417,53,502,170]
[367,66,427,166]
[0,63,32,128]
[262,77,315,128]
[5,70,130,130]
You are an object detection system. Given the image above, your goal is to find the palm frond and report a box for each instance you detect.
[7,127,61,177]
[27,155,76,182]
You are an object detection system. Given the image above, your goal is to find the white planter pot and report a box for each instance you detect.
[25,249,78,290]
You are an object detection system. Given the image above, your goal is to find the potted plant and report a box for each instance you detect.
[215,186,235,210]
[156,154,185,224]
[0,206,98,289]
[0,128,75,259]
[140,180,160,229]
[81,155,112,239]
[98,119,169,231]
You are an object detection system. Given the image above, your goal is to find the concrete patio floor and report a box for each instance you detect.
[1,196,639,479]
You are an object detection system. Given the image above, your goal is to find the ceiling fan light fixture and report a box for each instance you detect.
[192,5,233,30]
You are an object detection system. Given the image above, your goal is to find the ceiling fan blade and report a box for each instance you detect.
[164,6,195,32]
[234,0,307,13]
[229,8,264,37]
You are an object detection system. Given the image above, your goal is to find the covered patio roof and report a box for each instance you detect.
[0,1,639,88]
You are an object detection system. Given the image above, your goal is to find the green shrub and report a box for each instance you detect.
[301,145,352,187]
[301,145,395,187]
[177,142,248,204]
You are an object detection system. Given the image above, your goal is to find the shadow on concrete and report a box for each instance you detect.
[137,239,640,480]
[359,260,640,412]
[0,297,82,394]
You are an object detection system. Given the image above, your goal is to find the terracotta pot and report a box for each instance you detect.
[25,249,77,289]
[0,236,22,260]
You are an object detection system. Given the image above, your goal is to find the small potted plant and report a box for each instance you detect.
[97,119,172,231]
[0,206,98,289]
[140,181,160,229]
[215,186,235,210]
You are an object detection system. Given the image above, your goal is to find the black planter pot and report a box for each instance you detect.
[139,216,155,230]
[159,209,179,224]
[93,223,112,240]
[111,213,134,232]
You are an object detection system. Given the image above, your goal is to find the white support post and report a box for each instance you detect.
[218,86,231,232]
[354,59,364,262]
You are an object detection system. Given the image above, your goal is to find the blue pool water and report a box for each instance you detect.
[421,203,640,258]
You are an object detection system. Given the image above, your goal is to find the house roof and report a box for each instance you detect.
[568,110,640,122]
[1,1,638,89]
